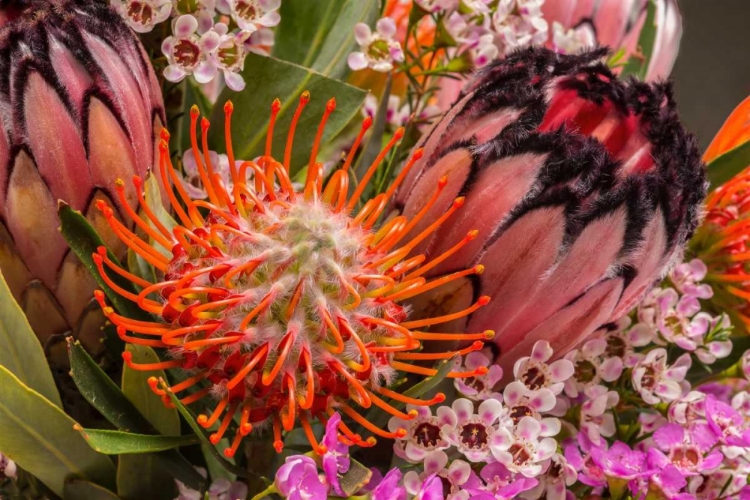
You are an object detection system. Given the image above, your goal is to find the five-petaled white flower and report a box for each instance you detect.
[440,398,507,462]
[110,0,172,33]
[162,15,221,83]
[632,348,691,405]
[389,405,453,463]
[513,341,574,396]
[348,18,405,73]
[491,416,557,478]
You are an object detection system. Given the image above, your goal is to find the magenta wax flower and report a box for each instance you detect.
[392,47,705,371]
[542,0,682,81]
[0,0,164,360]
[648,423,723,474]
[274,456,328,500]
[321,413,351,496]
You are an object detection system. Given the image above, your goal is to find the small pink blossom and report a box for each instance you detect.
[453,351,503,401]
[491,416,556,478]
[513,341,574,396]
[579,387,619,445]
[404,451,471,500]
[348,19,404,72]
[224,0,280,32]
[440,398,507,462]
[110,0,172,33]
[162,15,221,83]
[563,338,623,398]
[632,348,691,405]
[389,405,453,463]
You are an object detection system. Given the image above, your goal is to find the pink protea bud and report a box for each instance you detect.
[0,0,164,361]
[392,47,706,373]
[543,0,682,81]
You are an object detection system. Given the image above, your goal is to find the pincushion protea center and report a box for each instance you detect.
[93,92,492,458]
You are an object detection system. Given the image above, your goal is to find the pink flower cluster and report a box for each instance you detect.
[111,0,280,91]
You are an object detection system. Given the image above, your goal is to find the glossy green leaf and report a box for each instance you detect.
[0,365,116,497]
[64,479,121,500]
[620,0,657,80]
[67,340,205,491]
[273,0,380,78]
[706,141,750,189]
[58,202,151,322]
[76,428,199,454]
[117,344,181,500]
[0,269,61,408]
[208,53,366,177]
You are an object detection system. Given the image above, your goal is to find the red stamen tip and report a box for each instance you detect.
[92,253,103,265]
[224,101,234,114]
[434,393,446,403]
[316,445,328,455]
[478,295,491,305]
[438,176,448,188]
[132,175,143,188]
[197,414,209,426]
[117,326,127,339]
[413,148,424,160]
[201,117,210,130]
[147,377,166,396]
[190,105,200,118]
[209,434,221,444]
[271,98,281,113]
[96,246,106,256]
[467,230,479,240]
[300,91,310,104]
[395,428,407,438]
[484,330,495,339]
[475,366,489,375]
[114,178,125,189]
[453,197,465,208]
[240,423,253,435]
[474,264,485,274]
[407,409,418,419]
[160,128,170,141]
[362,116,373,129]
[122,351,132,363]
[326,97,336,112]
[273,440,284,453]
[224,448,236,458]
[393,127,405,140]
[471,341,484,350]
[93,290,105,301]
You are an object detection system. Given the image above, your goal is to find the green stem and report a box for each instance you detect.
[250,485,277,500]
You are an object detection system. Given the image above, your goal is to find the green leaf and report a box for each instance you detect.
[58,202,151,322]
[273,0,380,78]
[706,141,750,189]
[338,458,372,497]
[76,428,199,454]
[67,340,205,491]
[160,378,251,480]
[0,269,62,408]
[620,0,657,80]
[0,364,116,497]
[64,479,121,500]
[117,344,182,500]
[208,53,367,177]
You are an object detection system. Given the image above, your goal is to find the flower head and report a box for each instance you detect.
[348,18,405,72]
[111,0,172,32]
[632,348,691,404]
[440,398,506,462]
[93,94,490,458]
[491,416,556,478]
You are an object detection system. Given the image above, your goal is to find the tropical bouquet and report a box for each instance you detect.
[1,1,749,499]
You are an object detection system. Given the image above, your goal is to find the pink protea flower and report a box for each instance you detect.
[0,0,164,361]
[542,0,682,81]
[392,47,705,372]
[93,95,491,459]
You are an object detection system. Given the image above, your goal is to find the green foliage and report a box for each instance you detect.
[207,53,366,177]
[273,0,380,79]
[620,0,657,80]
[0,365,116,497]
[706,141,750,190]
[67,340,205,491]
[0,269,61,408]
[118,344,182,500]
[64,479,121,500]
[74,428,199,455]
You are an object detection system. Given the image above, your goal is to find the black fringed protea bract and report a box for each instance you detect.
[392,47,706,373]
[0,0,164,362]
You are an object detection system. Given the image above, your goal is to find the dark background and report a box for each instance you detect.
[672,0,750,149]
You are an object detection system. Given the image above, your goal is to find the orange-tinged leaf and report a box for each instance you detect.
[705,96,750,163]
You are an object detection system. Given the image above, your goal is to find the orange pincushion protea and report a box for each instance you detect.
[92,92,491,458]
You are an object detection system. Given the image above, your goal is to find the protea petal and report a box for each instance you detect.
[0,0,164,361]
[395,48,705,369]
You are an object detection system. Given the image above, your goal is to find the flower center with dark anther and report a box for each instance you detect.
[464,376,486,392]
[509,405,533,424]
[173,39,200,68]
[574,359,597,384]
[665,314,684,335]
[509,443,531,466]
[460,422,488,449]
[671,446,701,470]
[413,421,442,449]
[548,461,563,480]
[128,1,153,23]
[368,39,390,61]
[236,1,258,20]
[521,366,546,390]
[218,43,240,68]
[605,335,627,358]
[640,366,657,390]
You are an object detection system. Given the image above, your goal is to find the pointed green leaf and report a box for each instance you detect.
[117,344,181,500]
[706,141,750,189]
[76,428,199,454]
[0,364,116,497]
[67,340,205,491]
[64,479,121,500]
[620,0,658,80]
[273,0,380,78]
[0,269,61,408]
[58,202,151,322]
[338,458,372,497]
[208,53,366,177]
